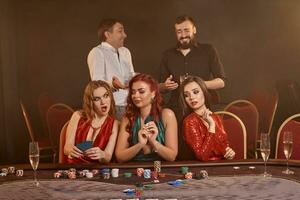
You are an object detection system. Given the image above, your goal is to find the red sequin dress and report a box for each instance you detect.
[67,116,114,164]
[183,112,229,161]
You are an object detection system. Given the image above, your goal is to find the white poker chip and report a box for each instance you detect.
[233,166,240,170]
[249,166,256,170]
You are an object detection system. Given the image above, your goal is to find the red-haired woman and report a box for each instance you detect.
[64,80,119,163]
[115,73,178,162]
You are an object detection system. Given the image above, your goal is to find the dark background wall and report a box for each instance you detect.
[1,0,300,163]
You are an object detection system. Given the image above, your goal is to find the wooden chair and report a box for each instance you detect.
[224,99,259,158]
[59,121,69,163]
[46,103,74,162]
[248,89,278,136]
[275,113,300,160]
[20,100,56,162]
[215,111,247,159]
[37,92,55,139]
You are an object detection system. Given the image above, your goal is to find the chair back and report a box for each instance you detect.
[215,111,247,159]
[20,100,35,141]
[20,100,56,162]
[46,103,74,153]
[248,89,278,135]
[59,121,69,163]
[224,99,259,158]
[275,113,300,159]
[38,93,55,137]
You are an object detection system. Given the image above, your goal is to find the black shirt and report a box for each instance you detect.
[159,43,226,108]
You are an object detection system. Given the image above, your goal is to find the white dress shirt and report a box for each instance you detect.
[87,42,134,106]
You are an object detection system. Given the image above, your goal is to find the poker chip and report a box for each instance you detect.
[0,172,7,177]
[153,179,160,183]
[103,172,110,179]
[144,169,151,179]
[16,170,24,177]
[136,168,144,177]
[184,172,193,179]
[168,180,182,187]
[111,168,119,178]
[54,172,62,178]
[92,169,99,175]
[144,184,153,190]
[1,168,8,174]
[85,172,93,178]
[124,172,132,178]
[195,170,209,180]
[154,160,161,172]
[69,168,76,173]
[152,171,158,179]
[233,166,240,170]
[78,171,86,177]
[180,167,189,174]
[123,189,135,196]
[68,171,76,179]
[249,166,256,170]
[8,166,15,174]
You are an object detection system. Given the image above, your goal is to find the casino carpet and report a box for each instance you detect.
[0,175,300,199]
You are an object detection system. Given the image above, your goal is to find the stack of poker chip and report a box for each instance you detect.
[68,171,76,179]
[102,168,110,179]
[8,166,15,174]
[92,169,99,176]
[195,170,209,179]
[181,166,189,174]
[16,169,24,177]
[153,161,161,172]
[111,168,119,178]
[151,171,158,179]
[54,171,62,178]
[143,169,151,179]
[86,172,94,178]
[0,168,7,177]
[184,172,193,179]
[1,168,8,176]
[136,168,144,177]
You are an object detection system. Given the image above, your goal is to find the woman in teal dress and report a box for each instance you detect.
[115,73,178,162]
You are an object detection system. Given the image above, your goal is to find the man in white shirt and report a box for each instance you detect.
[87,18,135,120]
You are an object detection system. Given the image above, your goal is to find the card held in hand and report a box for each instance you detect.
[76,141,93,151]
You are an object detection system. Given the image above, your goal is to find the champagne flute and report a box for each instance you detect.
[282,131,294,174]
[260,133,271,177]
[29,142,40,186]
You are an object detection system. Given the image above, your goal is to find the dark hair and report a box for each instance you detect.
[125,73,163,132]
[82,80,116,120]
[179,76,211,117]
[97,18,123,42]
[175,15,196,26]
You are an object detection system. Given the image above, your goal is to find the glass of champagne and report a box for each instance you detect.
[282,131,294,174]
[29,142,40,186]
[260,133,271,177]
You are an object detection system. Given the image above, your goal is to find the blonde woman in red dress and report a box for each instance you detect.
[64,80,118,163]
[179,76,235,161]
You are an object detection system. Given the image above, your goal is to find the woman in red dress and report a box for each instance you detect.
[64,80,119,163]
[179,76,235,161]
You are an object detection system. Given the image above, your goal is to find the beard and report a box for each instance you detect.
[177,36,197,49]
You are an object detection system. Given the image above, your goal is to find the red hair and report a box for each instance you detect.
[125,73,163,132]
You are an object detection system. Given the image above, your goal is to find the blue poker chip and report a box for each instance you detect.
[101,168,110,173]
[168,180,183,187]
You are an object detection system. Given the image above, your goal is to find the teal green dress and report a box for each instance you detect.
[131,115,165,161]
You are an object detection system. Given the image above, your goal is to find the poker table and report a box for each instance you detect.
[1,159,300,200]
